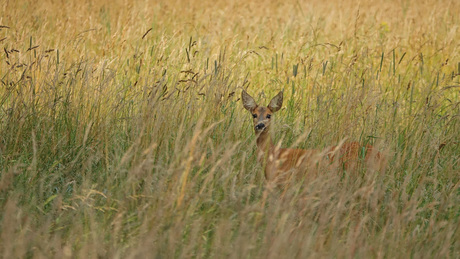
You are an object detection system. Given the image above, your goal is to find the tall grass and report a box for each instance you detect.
[0,0,459,257]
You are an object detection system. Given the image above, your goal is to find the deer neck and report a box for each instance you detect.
[256,128,274,162]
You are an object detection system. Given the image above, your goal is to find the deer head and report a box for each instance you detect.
[242,90,283,133]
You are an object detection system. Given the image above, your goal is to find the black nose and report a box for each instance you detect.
[255,123,265,130]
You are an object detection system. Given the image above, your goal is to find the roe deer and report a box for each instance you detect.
[241,90,386,184]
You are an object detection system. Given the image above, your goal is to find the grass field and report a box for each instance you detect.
[1,0,459,257]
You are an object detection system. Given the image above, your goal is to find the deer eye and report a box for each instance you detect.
[252,114,257,118]
[266,114,271,119]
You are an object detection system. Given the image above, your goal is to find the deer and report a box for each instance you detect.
[241,90,386,185]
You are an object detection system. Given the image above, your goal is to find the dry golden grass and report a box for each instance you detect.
[0,0,459,258]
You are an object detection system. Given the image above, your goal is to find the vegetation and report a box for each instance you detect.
[1,0,459,257]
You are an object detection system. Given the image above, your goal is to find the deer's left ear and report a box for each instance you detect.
[242,90,257,111]
[268,91,283,112]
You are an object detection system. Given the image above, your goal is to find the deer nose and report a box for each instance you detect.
[255,123,265,130]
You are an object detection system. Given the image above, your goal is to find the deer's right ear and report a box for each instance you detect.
[242,90,257,111]
[268,91,283,112]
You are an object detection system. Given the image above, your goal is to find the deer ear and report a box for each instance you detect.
[242,90,257,111]
[268,91,283,112]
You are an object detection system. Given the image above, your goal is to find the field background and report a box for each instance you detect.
[1,0,459,258]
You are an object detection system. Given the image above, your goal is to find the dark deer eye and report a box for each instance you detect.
[266,114,271,119]
[252,114,257,118]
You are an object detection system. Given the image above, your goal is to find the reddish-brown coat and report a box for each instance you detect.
[242,90,386,184]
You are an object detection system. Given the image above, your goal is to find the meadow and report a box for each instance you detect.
[0,0,459,257]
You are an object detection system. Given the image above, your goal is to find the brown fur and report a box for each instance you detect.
[242,90,386,185]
